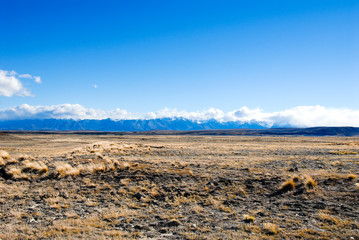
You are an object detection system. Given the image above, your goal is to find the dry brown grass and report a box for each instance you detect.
[0,157,5,166]
[304,175,317,189]
[55,162,80,177]
[0,134,358,239]
[243,214,255,223]
[22,160,48,174]
[262,222,279,235]
[0,150,10,159]
[329,150,358,155]
[6,167,22,179]
[348,174,357,180]
[280,179,295,192]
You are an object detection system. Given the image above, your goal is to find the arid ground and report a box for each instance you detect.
[0,133,358,239]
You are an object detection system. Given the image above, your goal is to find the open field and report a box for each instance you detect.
[0,133,358,239]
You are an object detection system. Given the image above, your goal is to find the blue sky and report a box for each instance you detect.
[1,0,359,125]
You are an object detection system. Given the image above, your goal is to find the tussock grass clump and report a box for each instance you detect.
[348,174,357,180]
[22,160,48,174]
[304,175,317,189]
[243,224,261,234]
[262,223,278,235]
[6,167,22,179]
[243,214,255,223]
[18,154,35,161]
[280,179,295,192]
[55,162,80,178]
[218,205,232,213]
[86,163,106,173]
[0,150,10,160]
[227,184,247,196]
[0,157,5,166]
[0,150,17,164]
[316,212,340,225]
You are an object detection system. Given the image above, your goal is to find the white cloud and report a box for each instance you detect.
[265,106,359,127]
[0,69,42,97]
[34,76,42,84]
[92,84,98,89]
[18,74,32,78]
[0,104,359,127]
[0,70,31,97]
[19,72,42,84]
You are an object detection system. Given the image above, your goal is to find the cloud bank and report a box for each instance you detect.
[0,104,358,127]
[0,70,41,97]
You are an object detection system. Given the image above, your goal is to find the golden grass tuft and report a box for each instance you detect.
[0,150,10,160]
[317,212,340,225]
[6,167,22,179]
[218,204,232,213]
[280,179,295,192]
[0,150,17,164]
[348,174,357,180]
[243,224,261,234]
[22,160,48,174]
[118,162,131,169]
[243,214,255,223]
[0,157,5,166]
[18,154,35,161]
[87,163,106,173]
[304,175,317,189]
[262,223,278,235]
[55,162,80,178]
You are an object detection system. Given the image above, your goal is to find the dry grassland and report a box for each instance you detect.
[0,133,358,239]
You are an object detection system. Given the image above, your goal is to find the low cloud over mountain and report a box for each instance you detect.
[0,104,358,128]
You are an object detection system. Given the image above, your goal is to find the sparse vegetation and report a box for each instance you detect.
[0,133,358,239]
[304,175,317,189]
[329,150,358,155]
[0,150,10,160]
[22,160,48,174]
[262,222,279,235]
[55,162,80,177]
[280,179,295,192]
[348,174,357,180]
[243,214,255,223]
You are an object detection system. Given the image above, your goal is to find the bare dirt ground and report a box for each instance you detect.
[0,133,358,239]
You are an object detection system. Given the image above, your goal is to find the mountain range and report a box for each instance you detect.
[1,118,359,136]
[0,118,267,131]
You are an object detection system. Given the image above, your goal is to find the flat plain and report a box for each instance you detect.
[0,133,358,239]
